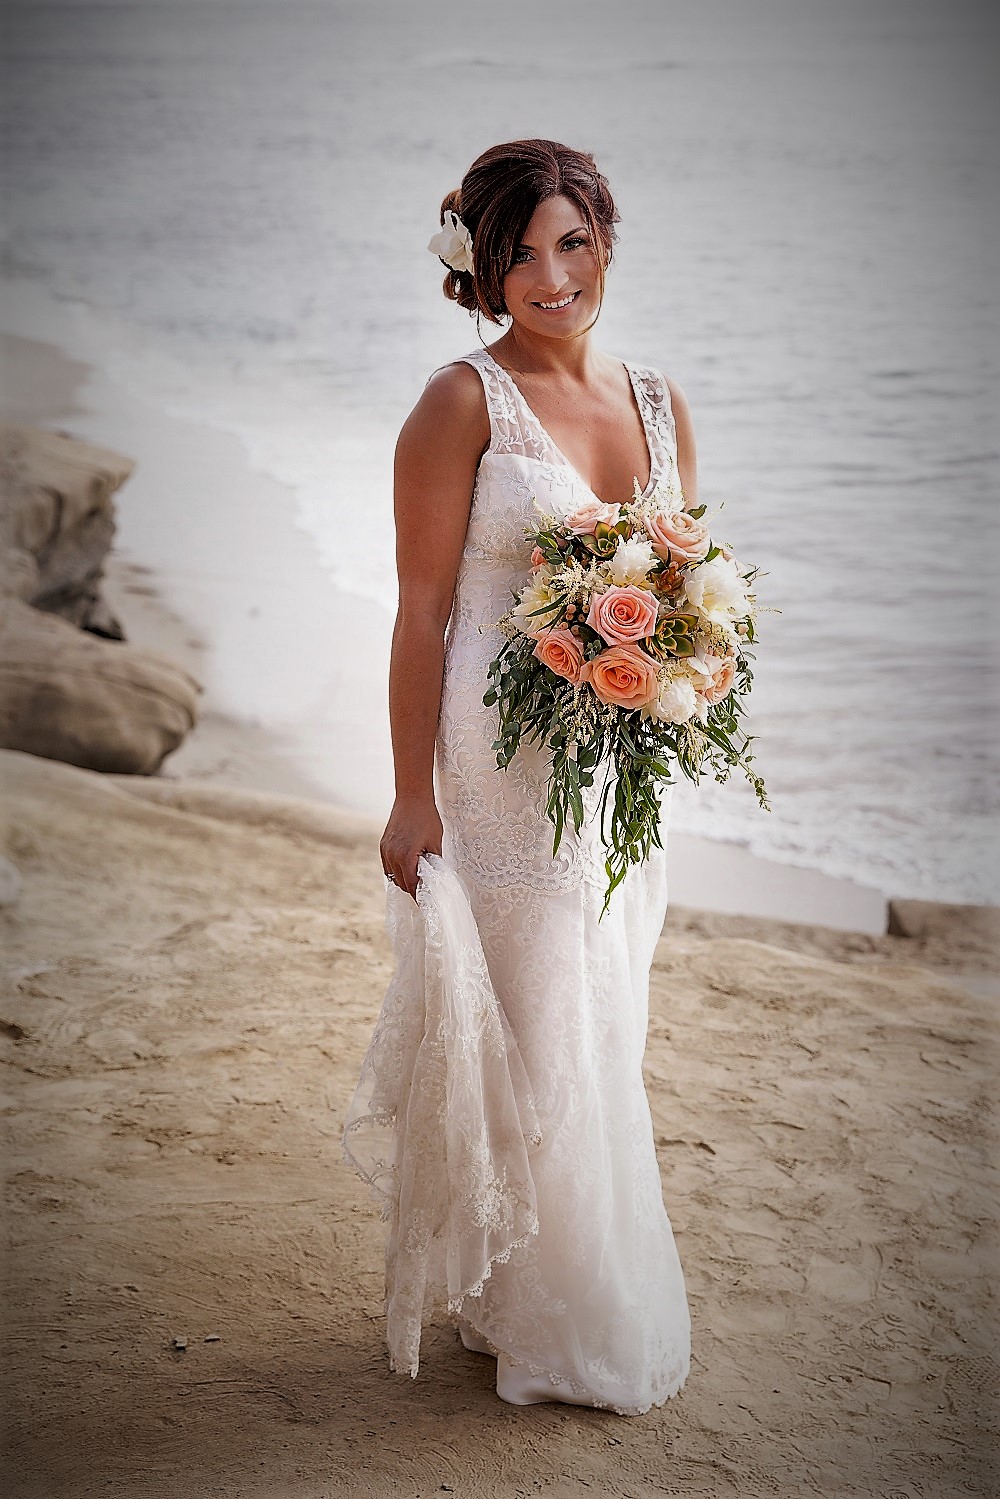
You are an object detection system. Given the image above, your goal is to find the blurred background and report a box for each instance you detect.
[2,0,997,908]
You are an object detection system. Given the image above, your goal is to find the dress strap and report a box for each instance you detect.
[625,363,677,471]
[424,348,539,457]
[451,348,529,456]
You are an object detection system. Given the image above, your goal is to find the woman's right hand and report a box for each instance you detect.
[380,795,444,902]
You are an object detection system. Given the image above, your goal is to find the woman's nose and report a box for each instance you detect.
[535,255,569,294]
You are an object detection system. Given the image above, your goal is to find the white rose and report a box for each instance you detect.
[427,211,474,275]
[607,534,657,586]
[647,677,698,725]
[682,555,749,625]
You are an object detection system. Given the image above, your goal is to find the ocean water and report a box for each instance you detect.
[2,0,998,903]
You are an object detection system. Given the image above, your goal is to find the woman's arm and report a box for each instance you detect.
[379,362,490,900]
[664,375,698,509]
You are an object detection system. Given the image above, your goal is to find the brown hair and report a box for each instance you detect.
[433,138,621,328]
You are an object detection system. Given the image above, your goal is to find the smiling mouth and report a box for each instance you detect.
[533,290,581,311]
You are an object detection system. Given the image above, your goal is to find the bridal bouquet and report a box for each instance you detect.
[484,463,771,917]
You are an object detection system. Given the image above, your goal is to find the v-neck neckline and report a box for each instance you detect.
[482,348,657,508]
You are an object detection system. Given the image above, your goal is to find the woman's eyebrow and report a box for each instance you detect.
[515,226,589,250]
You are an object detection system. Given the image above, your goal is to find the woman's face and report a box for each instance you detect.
[502,192,603,337]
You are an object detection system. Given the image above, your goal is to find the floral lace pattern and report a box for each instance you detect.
[342,855,542,1379]
[436,347,678,896]
[342,348,692,1413]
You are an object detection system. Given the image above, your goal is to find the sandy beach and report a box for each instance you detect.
[3,745,997,1498]
[3,325,998,1496]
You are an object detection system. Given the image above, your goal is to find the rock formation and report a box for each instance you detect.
[0,421,201,776]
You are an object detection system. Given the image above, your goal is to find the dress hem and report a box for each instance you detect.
[447,1312,690,1415]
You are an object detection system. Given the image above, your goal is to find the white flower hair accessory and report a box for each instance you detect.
[428,209,474,276]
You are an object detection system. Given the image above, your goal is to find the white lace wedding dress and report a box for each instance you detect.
[342,346,691,1413]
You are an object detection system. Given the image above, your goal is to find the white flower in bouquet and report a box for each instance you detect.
[682,554,750,625]
[512,572,560,637]
[606,533,658,586]
[645,676,699,725]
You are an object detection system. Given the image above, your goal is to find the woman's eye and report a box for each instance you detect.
[508,237,589,271]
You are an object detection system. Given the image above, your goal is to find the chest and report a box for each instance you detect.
[512,376,653,507]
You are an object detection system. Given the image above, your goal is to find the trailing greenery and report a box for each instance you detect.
[486,630,771,921]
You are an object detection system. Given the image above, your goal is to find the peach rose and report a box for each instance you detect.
[585,584,659,645]
[644,509,711,564]
[530,545,546,568]
[700,651,737,704]
[580,643,659,710]
[532,626,586,684]
[564,497,622,535]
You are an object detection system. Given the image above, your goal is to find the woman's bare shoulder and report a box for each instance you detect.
[419,359,488,419]
[396,359,490,478]
[400,359,489,450]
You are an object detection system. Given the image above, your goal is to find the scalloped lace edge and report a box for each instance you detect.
[447,1307,691,1416]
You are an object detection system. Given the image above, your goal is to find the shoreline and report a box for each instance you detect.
[107,546,887,932]
[2,322,890,933]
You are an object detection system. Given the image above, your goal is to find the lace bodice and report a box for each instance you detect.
[459,347,681,569]
[435,346,679,895]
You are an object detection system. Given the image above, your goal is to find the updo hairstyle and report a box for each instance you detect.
[435,138,621,326]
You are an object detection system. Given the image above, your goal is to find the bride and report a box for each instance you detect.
[343,138,693,1412]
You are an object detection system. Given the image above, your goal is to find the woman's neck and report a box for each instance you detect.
[489,326,602,382]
